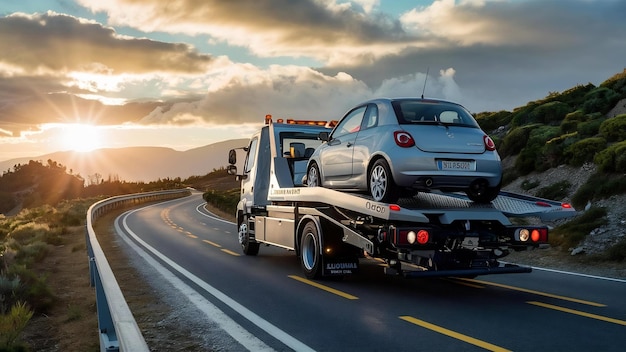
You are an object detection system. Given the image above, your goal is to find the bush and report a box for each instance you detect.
[577,117,606,138]
[530,101,572,125]
[582,86,621,114]
[599,114,626,142]
[564,137,607,166]
[602,239,626,262]
[571,172,626,209]
[0,301,33,350]
[594,140,626,173]
[549,207,607,250]
[203,188,240,215]
[521,179,540,191]
[475,110,512,132]
[535,180,571,200]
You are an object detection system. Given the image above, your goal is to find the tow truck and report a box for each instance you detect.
[226,115,576,279]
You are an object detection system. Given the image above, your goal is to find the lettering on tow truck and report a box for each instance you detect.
[272,188,301,195]
[365,201,386,214]
[326,263,358,270]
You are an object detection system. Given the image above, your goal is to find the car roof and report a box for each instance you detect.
[359,97,465,106]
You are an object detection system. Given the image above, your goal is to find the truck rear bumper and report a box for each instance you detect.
[388,263,532,278]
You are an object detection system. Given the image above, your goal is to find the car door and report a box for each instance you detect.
[351,103,379,186]
[319,105,366,185]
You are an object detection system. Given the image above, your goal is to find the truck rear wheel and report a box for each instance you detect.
[300,221,323,279]
[239,216,259,256]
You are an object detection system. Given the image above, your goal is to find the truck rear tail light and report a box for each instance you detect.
[483,135,496,151]
[514,227,548,243]
[394,131,415,148]
[395,228,430,245]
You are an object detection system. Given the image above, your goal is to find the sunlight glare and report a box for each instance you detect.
[59,123,103,152]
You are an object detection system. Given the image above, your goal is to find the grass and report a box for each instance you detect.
[549,207,608,250]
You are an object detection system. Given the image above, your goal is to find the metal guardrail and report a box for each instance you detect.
[85,189,192,352]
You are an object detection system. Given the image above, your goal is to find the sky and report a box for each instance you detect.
[0,0,625,162]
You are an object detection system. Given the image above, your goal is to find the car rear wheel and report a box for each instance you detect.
[368,159,399,203]
[306,162,320,187]
[466,180,501,203]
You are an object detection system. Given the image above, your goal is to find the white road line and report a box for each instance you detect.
[196,203,235,225]
[501,261,626,283]
[116,203,315,352]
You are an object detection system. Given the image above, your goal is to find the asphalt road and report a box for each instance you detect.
[114,193,626,352]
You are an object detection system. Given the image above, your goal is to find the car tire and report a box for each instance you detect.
[239,215,260,255]
[368,159,399,203]
[466,182,501,203]
[306,162,321,187]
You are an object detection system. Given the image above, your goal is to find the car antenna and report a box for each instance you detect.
[421,67,429,99]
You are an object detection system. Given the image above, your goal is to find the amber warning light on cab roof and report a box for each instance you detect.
[264,114,337,128]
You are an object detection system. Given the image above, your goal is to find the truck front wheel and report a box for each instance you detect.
[300,221,323,279]
[239,216,260,256]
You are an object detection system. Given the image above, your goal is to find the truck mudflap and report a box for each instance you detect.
[389,263,532,278]
[323,257,360,276]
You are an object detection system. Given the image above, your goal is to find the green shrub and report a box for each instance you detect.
[475,110,512,132]
[549,207,607,250]
[530,101,572,125]
[602,239,626,262]
[599,114,626,142]
[577,117,606,138]
[582,86,621,114]
[0,301,33,350]
[203,188,240,215]
[594,140,626,173]
[571,172,626,209]
[535,180,571,200]
[521,179,540,191]
[564,137,607,166]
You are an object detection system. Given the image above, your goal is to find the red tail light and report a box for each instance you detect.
[483,135,496,151]
[394,131,415,148]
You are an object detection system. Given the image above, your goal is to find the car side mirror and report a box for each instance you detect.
[318,131,330,141]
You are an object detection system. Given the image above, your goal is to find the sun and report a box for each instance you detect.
[59,123,104,152]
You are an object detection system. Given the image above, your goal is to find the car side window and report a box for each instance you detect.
[244,137,258,173]
[333,106,366,138]
[362,104,378,130]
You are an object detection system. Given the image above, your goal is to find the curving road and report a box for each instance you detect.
[114,192,626,351]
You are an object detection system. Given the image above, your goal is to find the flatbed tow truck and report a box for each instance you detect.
[226,115,576,279]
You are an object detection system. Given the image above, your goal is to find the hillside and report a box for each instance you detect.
[0,138,248,183]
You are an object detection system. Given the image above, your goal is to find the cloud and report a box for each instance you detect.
[76,0,414,65]
[0,11,216,74]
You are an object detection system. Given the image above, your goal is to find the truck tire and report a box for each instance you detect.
[239,216,260,256]
[300,221,323,279]
[368,159,399,203]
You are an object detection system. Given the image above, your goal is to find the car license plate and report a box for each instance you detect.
[437,160,475,171]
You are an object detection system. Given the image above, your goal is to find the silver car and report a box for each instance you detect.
[305,98,502,203]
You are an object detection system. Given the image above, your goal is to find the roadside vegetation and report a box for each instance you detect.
[0,163,230,351]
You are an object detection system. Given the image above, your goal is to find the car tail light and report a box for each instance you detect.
[483,135,496,151]
[394,131,415,148]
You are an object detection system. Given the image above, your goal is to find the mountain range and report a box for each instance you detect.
[0,139,248,183]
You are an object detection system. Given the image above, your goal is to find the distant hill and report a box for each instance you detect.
[0,139,248,182]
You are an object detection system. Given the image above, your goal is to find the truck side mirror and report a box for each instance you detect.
[227,164,237,175]
[318,131,330,141]
[228,149,237,164]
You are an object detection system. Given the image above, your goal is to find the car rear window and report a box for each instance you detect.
[391,100,479,128]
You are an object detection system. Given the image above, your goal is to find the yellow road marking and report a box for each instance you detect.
[288,275,358,300]
[399,316,511,352]
[527,301,626,325]
[221,249,241,256]
[202,240,222,248]
[457,278,606,307]
[186,234,198,239]
[444,278,484,289]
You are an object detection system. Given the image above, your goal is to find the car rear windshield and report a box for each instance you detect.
[391,100,479,128]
